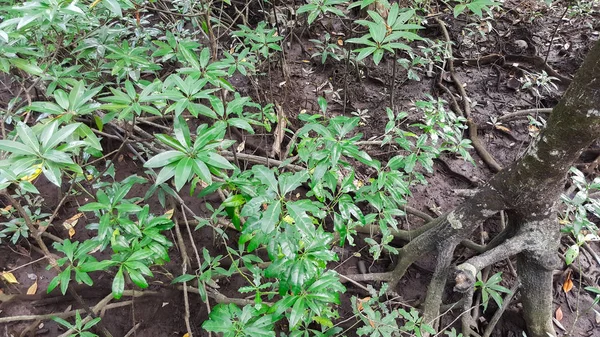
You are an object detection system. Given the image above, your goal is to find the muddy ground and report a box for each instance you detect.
[1,1,600,336]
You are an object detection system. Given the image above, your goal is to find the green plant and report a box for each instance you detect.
[560,167,600,264]
[144,117,235,191]
[0,120,101,187]
[52,310,101,337]
[474,272,511,312]
[352,284,435,337]
[347,4,423,65]
[450,0,501,18]
[310,33,345,64]
[520,70,559,98]
[232,21,283,60]
[297,0,347,25]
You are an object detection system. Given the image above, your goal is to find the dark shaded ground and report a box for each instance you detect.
[1,1,600,337]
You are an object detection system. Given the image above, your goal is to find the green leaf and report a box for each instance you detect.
[172,274,196,283]
[454,4,467,17]
[43,123,81,151]
[199,152,235,170]
[144,151,186,168]
[112,267,125,299]
[103,0,123,17]
[279,171,310,196]
[155,134,187,152]
[16,122,40,155]
[289,297,306,328]
[59,266,71,295]
[10,58,43,76]
[261,200,281,234]
[127,268,149,289]
[0,140,38,156]
[252,165,278,192]
[565,244,579,265]
[174,157,193,191]
[228,118,255,134]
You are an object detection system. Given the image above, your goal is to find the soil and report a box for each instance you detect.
[1,1,600,337]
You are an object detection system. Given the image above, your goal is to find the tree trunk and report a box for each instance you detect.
[347,39,600,336]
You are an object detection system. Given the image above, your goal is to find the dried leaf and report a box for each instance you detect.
[270,104,286,158]
[337,38,344,46]
[1,272,18,284]
[182,333,190,337]
[27,280,38,295]
[62,213,83,229]
[236,141,245,153]
[68,227,76,239]
[494,125,512,133]
[164,209,174,220]
[562,271,573,293]
[555,306,563,321]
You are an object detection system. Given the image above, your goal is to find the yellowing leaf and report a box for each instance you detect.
[90,0,102,9]
[68,227,76,239]
[562,271,573,293]
[21,164,42,182]
[27,280,38,295]
[62,213,83,230]
[164,209,174,220]
[1,272,18,284]
[182,333,190,337]
[282,215,294,224]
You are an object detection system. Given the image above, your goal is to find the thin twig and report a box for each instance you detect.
[482,282,521,337]
[172,206,194,337]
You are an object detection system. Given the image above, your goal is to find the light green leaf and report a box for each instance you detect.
[144,151,186,168]
[103,0,123,17]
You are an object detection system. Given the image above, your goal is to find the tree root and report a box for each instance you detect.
[435,18,503,173]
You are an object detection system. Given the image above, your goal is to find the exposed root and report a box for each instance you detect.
[435,17,503,173]
[422,242,457,331]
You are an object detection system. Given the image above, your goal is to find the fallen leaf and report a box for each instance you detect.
[594,309,600,324]
[562,271,573,293]
[369,319,375,328]
[68,227,76,239]
[494,125,512,133]
[164,209,174,220]
[27,279,38,295]
[183,333,190,337]
[62,213,83,230]
[1,272,18,284]
[1,205,12,213]
[337,38,344,46]
[236,141,245,153]
[555,306,563,321]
